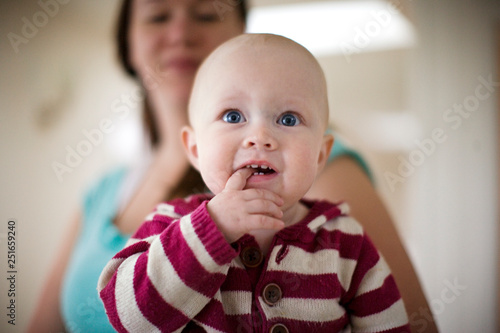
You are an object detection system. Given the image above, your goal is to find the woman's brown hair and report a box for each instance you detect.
[115,0,247,199]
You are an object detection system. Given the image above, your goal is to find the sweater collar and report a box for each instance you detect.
[274,199,345,243]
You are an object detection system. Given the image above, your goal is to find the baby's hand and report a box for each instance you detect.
[207,168,285,243]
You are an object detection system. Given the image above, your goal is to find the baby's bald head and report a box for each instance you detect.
[189,33,329,129]
[181,34,334,199]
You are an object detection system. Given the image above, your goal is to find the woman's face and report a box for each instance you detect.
[128,0,245,102]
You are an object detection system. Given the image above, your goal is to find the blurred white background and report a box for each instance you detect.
[0,0,498,332]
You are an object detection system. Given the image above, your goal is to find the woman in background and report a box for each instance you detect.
[27,0,437,332]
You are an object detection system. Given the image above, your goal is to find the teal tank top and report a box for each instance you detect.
[329,135,372,181]
[61,167,129,332]
[60,137,370,332]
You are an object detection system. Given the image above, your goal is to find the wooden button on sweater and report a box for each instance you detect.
[262,283,282,305]
[269,323,289,333]
[240,247,263,268]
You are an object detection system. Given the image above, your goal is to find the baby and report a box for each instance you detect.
[98,33,410,333]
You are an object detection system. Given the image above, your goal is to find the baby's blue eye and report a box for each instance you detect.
[278,113,300,126]
[222,110,244,123]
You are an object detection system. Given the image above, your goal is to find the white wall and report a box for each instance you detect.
[0,1,140,332]
[404,0,499,331]
[319,1,499,330]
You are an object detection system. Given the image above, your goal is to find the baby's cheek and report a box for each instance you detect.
[299,149,318,169]
[297,152,320,182]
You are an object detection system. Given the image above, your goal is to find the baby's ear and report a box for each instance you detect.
[181,126,199,170]
[317,133,334,173]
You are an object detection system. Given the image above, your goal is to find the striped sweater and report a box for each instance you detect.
[98,194,410,333]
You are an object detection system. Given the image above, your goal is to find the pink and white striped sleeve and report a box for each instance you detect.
[344,235,411,333]
[97,200,238,332]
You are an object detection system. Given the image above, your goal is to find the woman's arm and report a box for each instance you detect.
[26,211,81,333]
[307,156,439,333]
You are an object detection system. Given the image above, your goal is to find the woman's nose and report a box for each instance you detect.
[165,12,196,46]
[243,127,278,150]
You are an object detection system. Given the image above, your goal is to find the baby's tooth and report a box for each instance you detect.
[251,164,258,168]
[260,165,268,169]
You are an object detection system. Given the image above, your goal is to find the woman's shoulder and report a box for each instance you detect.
[82,166,128,207]
[80,166,130,229]
[328,132,373,181]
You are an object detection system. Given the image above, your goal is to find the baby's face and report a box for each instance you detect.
[184,35,333,210]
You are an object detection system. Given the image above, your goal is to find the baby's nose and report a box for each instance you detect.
[243,127,278,150]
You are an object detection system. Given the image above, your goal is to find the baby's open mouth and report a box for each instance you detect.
[245,164,276,176]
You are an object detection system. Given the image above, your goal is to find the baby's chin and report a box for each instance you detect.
[202,179,226,196]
